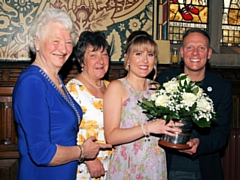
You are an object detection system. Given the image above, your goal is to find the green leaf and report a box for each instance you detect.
[191,86,199,95]
[193,119,211,128]
[141,99,154,108]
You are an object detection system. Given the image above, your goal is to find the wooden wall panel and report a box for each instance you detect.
[0,62,240,179]
[232,95,240,128]
[0,159,18,180]
[221,129,240,180]
[0,97,15,144]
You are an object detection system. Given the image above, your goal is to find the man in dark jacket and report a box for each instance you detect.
[156,28,232,180]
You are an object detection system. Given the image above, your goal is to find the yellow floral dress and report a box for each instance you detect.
[66,79,113,180]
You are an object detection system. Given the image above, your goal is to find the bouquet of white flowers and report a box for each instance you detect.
[139,73,217,128]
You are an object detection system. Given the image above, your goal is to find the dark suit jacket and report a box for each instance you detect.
[156,69,232,180]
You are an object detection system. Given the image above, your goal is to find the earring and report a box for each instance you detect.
[81,66,83,71]
[36,47,39,51]
[127,62,130,66]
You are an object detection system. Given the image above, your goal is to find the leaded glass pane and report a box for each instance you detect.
[169,0,208,44]
[221,0,240,47]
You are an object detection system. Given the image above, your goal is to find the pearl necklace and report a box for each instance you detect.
[34,62,63,89]
[81,72,103,89]
[58,81,63,88]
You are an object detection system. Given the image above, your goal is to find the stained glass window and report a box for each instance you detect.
[169,0,209,44]
[221,0,240,47]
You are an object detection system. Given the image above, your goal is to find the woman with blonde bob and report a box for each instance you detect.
[103,31,182,179]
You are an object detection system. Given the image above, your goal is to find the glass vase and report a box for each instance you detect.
[159,117,192,149]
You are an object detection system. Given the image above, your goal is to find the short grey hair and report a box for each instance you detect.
[28,8,77,53]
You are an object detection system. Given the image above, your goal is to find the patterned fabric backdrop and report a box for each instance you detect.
[0,0,161,62]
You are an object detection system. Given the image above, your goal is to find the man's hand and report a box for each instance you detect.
[179,138,200,155]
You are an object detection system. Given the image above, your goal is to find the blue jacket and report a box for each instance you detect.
[13,66,83,180]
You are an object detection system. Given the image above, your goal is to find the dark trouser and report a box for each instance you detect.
[168,170,202,180]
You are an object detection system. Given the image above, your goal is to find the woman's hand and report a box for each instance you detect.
[85,159,105,178]
[82,136,112,159]
[148,119,183,136]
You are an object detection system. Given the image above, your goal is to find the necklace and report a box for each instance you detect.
[58,77,63,88]
[39,69,81,124]
[50,76,62,89]
[81,72,103,89]
[36,64,63,88]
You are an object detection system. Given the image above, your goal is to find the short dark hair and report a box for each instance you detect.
[74,31,110,71]
[182,28,211,45]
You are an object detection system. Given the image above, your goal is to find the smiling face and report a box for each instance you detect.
[180,32,212,75]
[35,22,73,70]
[124,35,158,80]
[82,45,109,80]
[128,48,155,78]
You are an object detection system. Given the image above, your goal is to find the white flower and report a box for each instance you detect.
[163,79,179,93]
[138,73,217,128]
[155,94,169,107]
[150,93,157,100]
[197,96,212,112]
[182,92,197,107]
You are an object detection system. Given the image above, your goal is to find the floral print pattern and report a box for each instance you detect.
[107,78,167,180]
[66,79,113,180]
